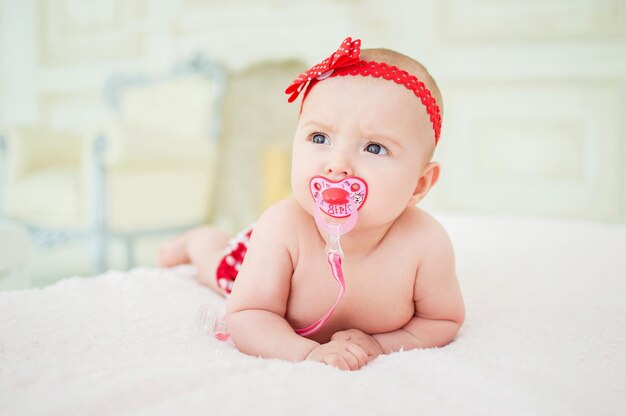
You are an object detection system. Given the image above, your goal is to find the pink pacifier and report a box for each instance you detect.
[309,176,367,237]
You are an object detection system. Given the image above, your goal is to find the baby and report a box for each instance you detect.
[158,37,465,371]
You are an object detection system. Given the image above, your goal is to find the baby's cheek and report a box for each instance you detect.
[290,167,307,197]
[291,178,315,214]
[364,186,410,220]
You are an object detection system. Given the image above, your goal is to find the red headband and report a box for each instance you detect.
[285,37,442,144]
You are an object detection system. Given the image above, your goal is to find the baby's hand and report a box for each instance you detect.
[305,339,369,371]
[331,329,384,362]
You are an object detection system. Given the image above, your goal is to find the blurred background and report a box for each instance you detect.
[0,0,625,290]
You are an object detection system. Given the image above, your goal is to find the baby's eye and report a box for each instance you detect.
[365,142,388,155]
[311,133,330,145]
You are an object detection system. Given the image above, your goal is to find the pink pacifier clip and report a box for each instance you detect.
[294,221,348,337]
[294,177,365,336]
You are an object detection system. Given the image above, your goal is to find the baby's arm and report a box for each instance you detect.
[372,222,465,353]
[226,202,320,361]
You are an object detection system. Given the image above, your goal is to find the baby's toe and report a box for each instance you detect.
[157,244,175,267]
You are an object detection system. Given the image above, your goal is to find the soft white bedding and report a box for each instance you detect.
[1,215,625,415]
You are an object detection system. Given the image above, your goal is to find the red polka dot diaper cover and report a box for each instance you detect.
[216,227,253,294]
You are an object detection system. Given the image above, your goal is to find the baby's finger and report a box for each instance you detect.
[362,341,382,358]
[345,343,368,368]
[324,353,350,371]
[346,332,378,355]
[338,349,360,371]
[331,331,350,342]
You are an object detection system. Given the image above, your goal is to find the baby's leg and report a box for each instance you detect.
[158,226,231,296]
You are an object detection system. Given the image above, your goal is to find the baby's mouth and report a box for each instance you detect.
[309,176,368,218]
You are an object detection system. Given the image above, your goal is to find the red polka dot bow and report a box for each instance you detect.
[285,37,362,103]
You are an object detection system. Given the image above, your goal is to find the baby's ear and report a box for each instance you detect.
[408,162,440,206]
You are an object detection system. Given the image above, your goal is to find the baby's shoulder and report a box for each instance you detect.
[397,207,453,252]
[253,197,310,241]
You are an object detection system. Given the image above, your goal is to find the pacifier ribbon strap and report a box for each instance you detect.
[294,252,346,337]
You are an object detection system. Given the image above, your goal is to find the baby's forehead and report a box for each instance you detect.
[301,78,435,153]
[305,75,426,120]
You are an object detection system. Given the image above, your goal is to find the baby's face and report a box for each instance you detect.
[291,75,434,230]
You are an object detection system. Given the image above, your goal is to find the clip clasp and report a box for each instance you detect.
[325,222,344,258]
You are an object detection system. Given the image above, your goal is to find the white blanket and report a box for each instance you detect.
[1,215,625,415]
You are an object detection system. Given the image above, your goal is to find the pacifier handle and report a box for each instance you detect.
[313,196,358,237]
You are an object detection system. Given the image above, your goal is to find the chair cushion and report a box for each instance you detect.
[105,161,216,232]
[4,167,87,228]
[103,122,216,166]
[120,75,215,141]
[6,126,83,178]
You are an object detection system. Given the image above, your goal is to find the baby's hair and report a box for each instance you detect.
[360,48,443,159]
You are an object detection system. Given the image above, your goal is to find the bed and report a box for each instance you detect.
[1,214,625,415]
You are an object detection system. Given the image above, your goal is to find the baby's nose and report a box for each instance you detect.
[324,153,353,178]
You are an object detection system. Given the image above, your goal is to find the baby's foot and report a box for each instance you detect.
[157,238,190,268]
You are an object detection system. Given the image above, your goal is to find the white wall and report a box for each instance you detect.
[0,0,38,125]
[1,0,625,223]
[427,0,626,223]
